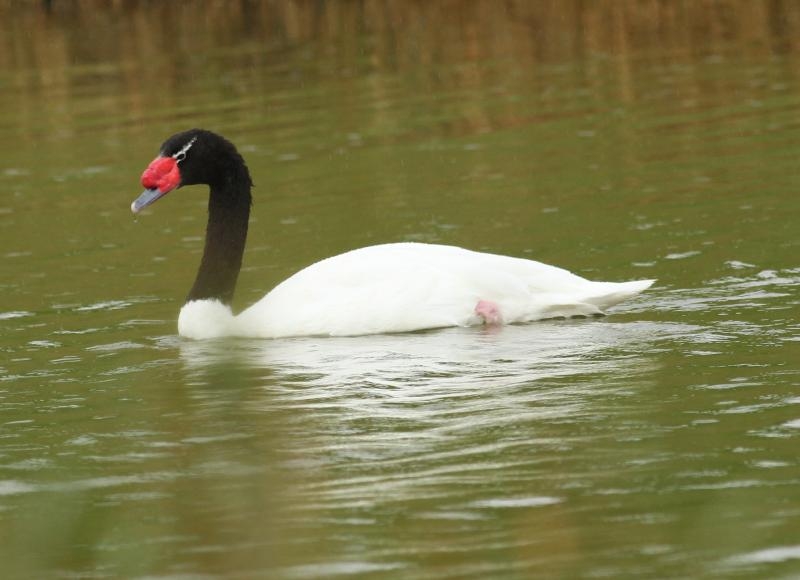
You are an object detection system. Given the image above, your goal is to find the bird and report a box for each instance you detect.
[131,129,654,340]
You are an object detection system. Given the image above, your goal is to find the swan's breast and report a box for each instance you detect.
[179,300,236,339]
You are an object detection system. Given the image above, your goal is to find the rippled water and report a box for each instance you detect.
[2,2,800,579]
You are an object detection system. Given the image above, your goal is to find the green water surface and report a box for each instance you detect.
[1,2,799,579]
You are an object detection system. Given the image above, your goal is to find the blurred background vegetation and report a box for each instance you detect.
[3,0,800,144]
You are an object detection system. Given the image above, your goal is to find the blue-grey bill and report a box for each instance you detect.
[131,188,165,214]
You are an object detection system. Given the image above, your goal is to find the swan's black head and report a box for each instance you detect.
[131,129,253,213]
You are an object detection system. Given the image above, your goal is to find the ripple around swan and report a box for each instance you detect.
[645,266,800,315]
[174,320,682,511]
[178,319,680,385]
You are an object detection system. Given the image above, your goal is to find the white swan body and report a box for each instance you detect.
[177,242,654,339]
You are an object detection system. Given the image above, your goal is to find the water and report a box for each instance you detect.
[2,2,800,578]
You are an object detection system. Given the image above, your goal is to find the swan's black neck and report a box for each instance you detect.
[185,159,252,306]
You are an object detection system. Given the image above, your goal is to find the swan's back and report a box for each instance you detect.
[232,243,654,338]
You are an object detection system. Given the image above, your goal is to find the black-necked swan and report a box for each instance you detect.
[131,129,654,339]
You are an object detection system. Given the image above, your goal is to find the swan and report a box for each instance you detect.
[131,129,654,339]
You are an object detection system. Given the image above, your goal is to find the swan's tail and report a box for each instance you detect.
[584,279,656,310]
[523,278,655,320]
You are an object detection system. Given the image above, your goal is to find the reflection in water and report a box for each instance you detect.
[177,320,675,578]
[179,318,667,388]
[4,1,800,147]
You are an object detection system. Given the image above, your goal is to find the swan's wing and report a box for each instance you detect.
[237,245,481,337]
[235,243,653,338]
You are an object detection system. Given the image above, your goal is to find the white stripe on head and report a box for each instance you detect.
[172,136,198,163]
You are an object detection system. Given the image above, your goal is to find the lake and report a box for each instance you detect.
[1,1,799,578]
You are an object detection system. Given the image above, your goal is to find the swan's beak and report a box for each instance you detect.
[131,188,166,214]
[132,155,182,214]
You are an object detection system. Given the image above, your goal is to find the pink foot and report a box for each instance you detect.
[474,299,502,325]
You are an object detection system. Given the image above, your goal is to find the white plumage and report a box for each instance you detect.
[178,242,654,339]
